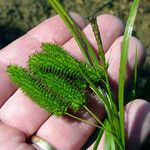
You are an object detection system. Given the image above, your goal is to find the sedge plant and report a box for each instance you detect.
[7,0,141,149]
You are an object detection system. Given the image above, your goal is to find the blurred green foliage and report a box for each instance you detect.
[0,0,52,48]
[0,0,150,55]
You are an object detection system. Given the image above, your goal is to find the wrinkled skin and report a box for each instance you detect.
[0,13,149,150]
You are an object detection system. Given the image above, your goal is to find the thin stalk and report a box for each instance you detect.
[89,84,112,124]
[88,17,105,65]
[118,0,140,148]
[93,128,104,150]
[76,64,113,124]
[65,113,101,129]
[84,105,102,125]
[48,0,113,124]
[48,0,103,71]
[66,112,122,148]
[89,16,116,112]
[84,105,117,140]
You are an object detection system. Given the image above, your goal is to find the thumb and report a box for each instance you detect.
[87,99,150,150]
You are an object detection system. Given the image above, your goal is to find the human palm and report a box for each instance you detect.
[0,13,149,150]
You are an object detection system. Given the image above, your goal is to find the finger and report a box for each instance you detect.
[0,13,85,66]
[0,122,35,150]
[36,34,145,149]
[125,99,150,149]
[63,14,124,60]
[27,12,86,44]
[0,89,50,137]
[0,13,85,107]
[105,36,145,94]
[35,15,125,150]
[0,13,86,135]
[0,14,124,149]
[88,99,150,150]
[0,61,16,106]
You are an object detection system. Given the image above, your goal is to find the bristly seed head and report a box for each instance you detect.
[7,43,103,116]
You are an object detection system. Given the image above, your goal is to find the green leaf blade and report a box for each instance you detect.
[118,0,140,148]
[48,0,102,71]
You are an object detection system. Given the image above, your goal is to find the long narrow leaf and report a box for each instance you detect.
[48,0,102,71]
[48,0,113,124]
[118,0,140,148]
[93,120,106,150]
[104,119,123,150]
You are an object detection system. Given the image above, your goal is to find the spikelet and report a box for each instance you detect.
[69,79,87,90]
[7,65,69,116]
[28,43,103,83]
[34,72,87,110]
[7,43,104,116]
[42,43,104,82]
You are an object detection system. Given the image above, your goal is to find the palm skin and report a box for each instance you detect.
[0,13,149,150]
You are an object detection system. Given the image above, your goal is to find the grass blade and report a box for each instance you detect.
[118,0,140,148]
[104,119,123,150]
[48,0,113,124]
[48,0,102,71]
[89,16,116,111]
[93,119,106,150]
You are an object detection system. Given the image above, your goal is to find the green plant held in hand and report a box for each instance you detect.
[8,43,104,116]
[7,0,141,149]
[7,65,69,116]
[29,43,104,83]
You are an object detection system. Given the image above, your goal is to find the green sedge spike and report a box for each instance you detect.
[69,79,87,90]
[28,43,103,83]
[28,53,101,82]
[7,65,69,116]
[34,72,87,110]
[41,43,103,82]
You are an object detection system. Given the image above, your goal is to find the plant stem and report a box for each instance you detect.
[84,105,102,125]
[66,112,122,149]
[76,64,113,124]
[118,0,140,148]
[89,16,115,111]
[65,112,101,129]
[48,0,102,70]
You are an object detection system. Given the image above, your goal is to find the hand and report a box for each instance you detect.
[0,13,149,150]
